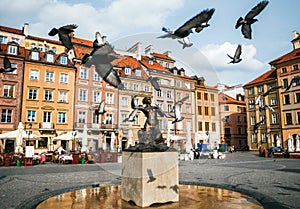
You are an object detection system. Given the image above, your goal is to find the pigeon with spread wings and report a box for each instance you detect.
[253,117,266,134]
[95,100,106,116]
[228,44,242,64]
[285,76,300,91]
[0,57,16,73]
[167,95,189,124]
[146,76,161,91]
[262,85,283,96]
[48,24,77,50]
[158,8,215,48]
[235,1,269,39]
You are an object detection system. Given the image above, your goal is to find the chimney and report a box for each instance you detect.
[292,31,300,50]
[127,42,142,60]
[102,36,107,44]
[163,51,172,57]
[145,45,154,57]
[23,23,29,36]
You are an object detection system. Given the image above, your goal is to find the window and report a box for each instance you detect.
[249,100,255,108]
[293,64,299,71]
[58,91,68,103]
[210,94,215,102]
[165,63,169,68]
[52,47,57,53]
[198,122,202,131]
[8,45,17,55]
[204,93,208,101]
[46,54,54,62]
[176,92,181,100]
[180,70,185,76]
[225,128,231,136]
[186,106,190,114]
[261,133,267,143]
[271,113,278,124]
[30,43,36,49]
[248,88,254,95]
[93,112,99,125]
[297,112,300,124]
[144,85,150,92]
[286,113,292,125]
[123,83,128,90]
[31,51,39,60]
[270,98,277,105]
[106,93,113,104]
[204,107,209,115]
[173,69,177,75]
[296,93,300,103]
[284,94,290,105]
[198,106,202,115]
[121,114,127,123]
[3,85,14,97]
[0,35,7,44]
[105,113,113,124]
[94,71,101,81]
[80,67,88,79]
[30,69,39,80]
[134,84,139,91]
[237,116,241,122]
[167,91,172,98]
[60,56,68,64]
[38,44,43,51]
[58,112,67,124]
[93,91,101,103]
[1,109,12,123]
[259,97,265,106]
[205,122,209,131]
[121,97,128,106]
[211,107,215,116]
[258,86,263,93]
[133,98,139,106]
[27,110,36,122]
[212,123,216,132]
[79,89,87,101]
[224,106,229,111]
[185,82,190,89]
[45,45,49,52]
[281,67,287,73]
[124,67,131,75]
[176,81,181,87]
[251,134,257,143]
[60,73,68,83]
[148,60,153,65]
[78,111,86,123]
[283,79,289,88]
[157,89,162,97]
[135,68,141,76]
[133,115,139,125]
[250,116,256,125]
[168,104,173,112]
[45,71,54,82]
[27,89,38,100]
[44,90,53,101]
[197,92,201,100]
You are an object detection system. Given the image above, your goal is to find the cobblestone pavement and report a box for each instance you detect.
[0,152,299,209]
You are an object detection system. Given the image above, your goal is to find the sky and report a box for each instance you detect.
[0,0,299,86]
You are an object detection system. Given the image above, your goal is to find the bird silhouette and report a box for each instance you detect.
[0,57,16,73]
[82,42,124,89]
[123,108,138,122]
[158,8,215,48]
[227,44,242,64]
[95,100,106,116]
[235,1,269,39]
[48,24,78,50]
[285,76,300,91]
[178,37,193,49]
[146,76,161,91]
[169,185,179,194]
[259,104,275,113]
[167,95,189,124]
[253,117,266,134]
[147,169,156,183]
[262,85,283,96]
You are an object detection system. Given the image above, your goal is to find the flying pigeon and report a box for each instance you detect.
[123,108,139,122]
[82,42,124,89]
[48,24,78,50]
[146,76,161,91]
[235,1,269,39]
[178,37,193,49]
[262,85,283,96]
[0,57,16,73]
[253,117,266,134]
[158,8,215,48]
[227,44,242,64]
[167,95,189,124]
[95,100,106,116]
[285,76,300,91]
[259,104,275,112]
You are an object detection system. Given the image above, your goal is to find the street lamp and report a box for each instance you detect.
[25,123,32,146]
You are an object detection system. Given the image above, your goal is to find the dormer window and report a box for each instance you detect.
[0,35,7,44]
[46,53,54,62]
[31,50,39,60]
[30,43,36,49]
[135,68,141,76]
[124,66,131,75]
[52,47,57,54]
[45,45,49,52]
[165,63,170,68]
[148,60,153,65]
[180,70,185,76]
[173,69,177,75]
[8,45,17,55]
[38,44,43,51]
[11,38,20,44]
[60,56,68,64]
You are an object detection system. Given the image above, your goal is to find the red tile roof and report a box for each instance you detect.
[153,52,174,61]
[140,55,170,72]
[269,47,300,65]
[26,35,62,45]
[113,56,148,79]
[0,25,24,35]
[72,37,93,46]
[243,69,276,87]
[219,93,245,105]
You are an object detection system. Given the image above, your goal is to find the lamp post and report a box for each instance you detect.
[25,123,32,147]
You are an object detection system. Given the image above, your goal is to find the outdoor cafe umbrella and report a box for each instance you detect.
[0,129,39,140]
[53,131,79,141]
[15,122,23,153]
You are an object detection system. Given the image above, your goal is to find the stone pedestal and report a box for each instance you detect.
[121,151,179,207]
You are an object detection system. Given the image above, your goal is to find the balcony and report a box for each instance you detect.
[39,122,55,133]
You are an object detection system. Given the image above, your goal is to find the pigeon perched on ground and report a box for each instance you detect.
[235,1,269,39]
[82,42,124,89]
[285,76,300,91]
[158,8,215,48]
[227,44,242,64]
[253,117,266,134]
[48,24,78,50]
[95,100,106,116]
[167,96,189,124]
[262,85,283,96]
[0,57,16,73]
[146,76,161,91]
